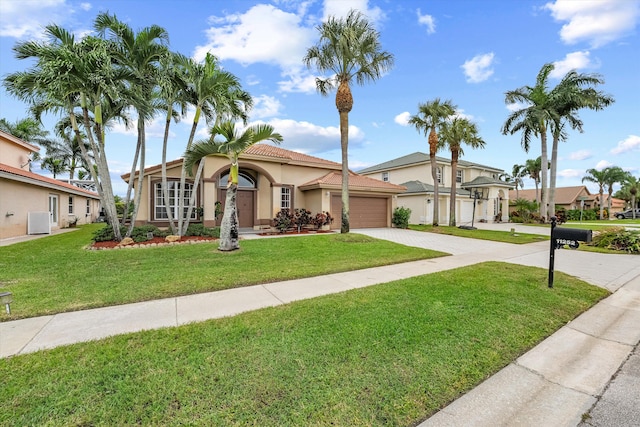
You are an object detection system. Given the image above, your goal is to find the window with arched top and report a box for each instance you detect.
[219,171,256,188]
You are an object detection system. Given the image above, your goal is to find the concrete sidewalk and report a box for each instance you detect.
[1,227,638,426]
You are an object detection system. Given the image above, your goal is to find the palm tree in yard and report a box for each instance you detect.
[582,168,608,220]
[547,70,614,216]
[303,9,394,233]
[524,157,545,204]
[502,64,559,221]
[408,98,456,226]
[621,175,639,218]
[184,121,282,251]
[95,12,169,236]
[3,25,129,240]
[439,117,486,226]
[602,166,628,219]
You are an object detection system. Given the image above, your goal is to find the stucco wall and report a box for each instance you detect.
[0,138,33,170]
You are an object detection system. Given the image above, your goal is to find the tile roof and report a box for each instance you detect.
[0,162,100,198]
[462,176,514,188]
[510,186,593,204]
[299,171,406,193]
[358,152,503,174]
[400,180,471,196]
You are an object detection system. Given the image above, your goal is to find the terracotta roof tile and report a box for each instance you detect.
[245,144,341,167]
[299,171,406,192]
[0,162,100,198]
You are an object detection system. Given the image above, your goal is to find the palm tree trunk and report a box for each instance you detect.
[161,109,177,234]
[549,133,559,219]
[340,110,350,233]
[177,106,201,236]
[429,129,439,226]
[599,189,604,220]
[121,133,141,226]
[218,182,239,251]
[449,150,458,227]
[181,161,205,235]
[126,120,146,237]
[540,130,549,221]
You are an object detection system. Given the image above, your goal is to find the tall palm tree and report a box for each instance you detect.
[524,157,545,204]
[4,25,129,240]
[547,69,614,216]
[95,12,169,236]
[40,156,67,178]
[184,121,282,251]
[502,63,559,221]
[582,168,608,220]
[439,117,486,226]
[303,9,394,233]
[408,99,456,226]
[621,175,639,217]
[510,164,526,199]
[602,166,628,219]
[176,53,253,236]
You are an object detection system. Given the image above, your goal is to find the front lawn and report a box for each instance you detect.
[0,262,609,426]
[409,224,548,244]
[0,224,447,320]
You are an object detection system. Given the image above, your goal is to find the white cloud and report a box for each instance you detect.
[251,95,283,119]
[194,4,315,68]
[544,0,640,48]
[394,112,411,126]
[568,149,592,160]
[611,134,640,155]
[80,2,91,11]
[0,0,66,38]
[322,0,385,25]
[595,159,613,170]
[278,68,318,94]
[505,101,529,112]
[453,109,474,121]
[461,53,495,83]
[558,169,582,178]
[251,117,365,154]
[417,9,436,34]
[550,51,597,78]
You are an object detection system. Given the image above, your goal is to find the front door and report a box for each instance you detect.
[49,194,58,226]
[220,189,255,228]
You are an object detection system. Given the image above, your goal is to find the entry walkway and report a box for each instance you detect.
[1,227,639,426]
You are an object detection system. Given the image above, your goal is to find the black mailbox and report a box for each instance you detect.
[554,227,592,249]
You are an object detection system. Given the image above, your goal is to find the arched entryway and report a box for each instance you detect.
[218,170,256,228]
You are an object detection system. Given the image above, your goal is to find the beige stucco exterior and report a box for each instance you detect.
[123,145,405,230]
[360,153,511,225]
[0,130,101,239]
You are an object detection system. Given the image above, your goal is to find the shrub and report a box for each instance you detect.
[129,225,165,243]
[588,227,640,254]
[392,207,411,229]
[293,208,313,231]
[273,209,294,233]
[185,224,220,238]
[313,212,334,229]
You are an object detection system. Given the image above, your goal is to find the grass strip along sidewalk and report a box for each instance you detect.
[0,262,608,426]
[0,224,446,320]
[409,224,548,244]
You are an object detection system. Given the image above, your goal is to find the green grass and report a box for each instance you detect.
[0,224,447,320]
[409,224,549,244]
[0,262,609,426]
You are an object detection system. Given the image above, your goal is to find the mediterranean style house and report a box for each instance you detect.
[0,130,101,239]
[509,185,625,216]
[359,152,512,225]
[122,144,406,230]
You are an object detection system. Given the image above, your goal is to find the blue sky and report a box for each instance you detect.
[1,0,638,196]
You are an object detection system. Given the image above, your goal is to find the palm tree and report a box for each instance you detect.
[547,69,614,216]
[303,9,394,233]
[502,64,559,221]
[510,164,526,199]
[602,166,628,219]
[40,156,67,178]
[408,99,456,226]
[4,25,130,240]
[621,175,639,217]
[582,168,607,219]
[95,12,169,236]
[439,117,486,226]
[176,53,253,236]
[523,157,545,205]
[184,121,282,251]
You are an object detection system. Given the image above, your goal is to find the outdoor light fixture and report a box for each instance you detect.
[0,292,13,314]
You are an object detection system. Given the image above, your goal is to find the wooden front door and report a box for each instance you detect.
[220,189,255,227]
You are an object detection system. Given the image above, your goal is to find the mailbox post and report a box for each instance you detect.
[548,217,592,288]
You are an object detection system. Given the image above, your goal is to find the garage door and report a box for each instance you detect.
[331,195,389,229]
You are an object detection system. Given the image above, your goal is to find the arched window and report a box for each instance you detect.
[219,171,256,188]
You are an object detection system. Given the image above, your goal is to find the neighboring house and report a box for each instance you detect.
[509,185,625,217]
[359,152,512,225]
[0,130,101,239]
[122,144,406,230]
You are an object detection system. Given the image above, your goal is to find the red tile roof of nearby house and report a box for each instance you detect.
[0,162,100,198]
[299,171,406,193]
[0,129,41,153]
[510,186,595,204]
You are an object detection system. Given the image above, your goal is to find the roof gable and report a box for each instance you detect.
[0,162,100,198]
[299,171,406,193]
[358,151,503,174]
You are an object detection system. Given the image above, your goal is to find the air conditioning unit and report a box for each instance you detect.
[28,212,51,235]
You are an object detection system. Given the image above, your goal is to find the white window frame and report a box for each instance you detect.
[281,187,291,209]
[154,181,197,220]
[68,196,74,214]
[436,167,443,184]
[456,170,463,184]
[382,171,389,182]
[86,199,91,215]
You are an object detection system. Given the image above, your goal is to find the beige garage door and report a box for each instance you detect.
[331,195,389,229]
